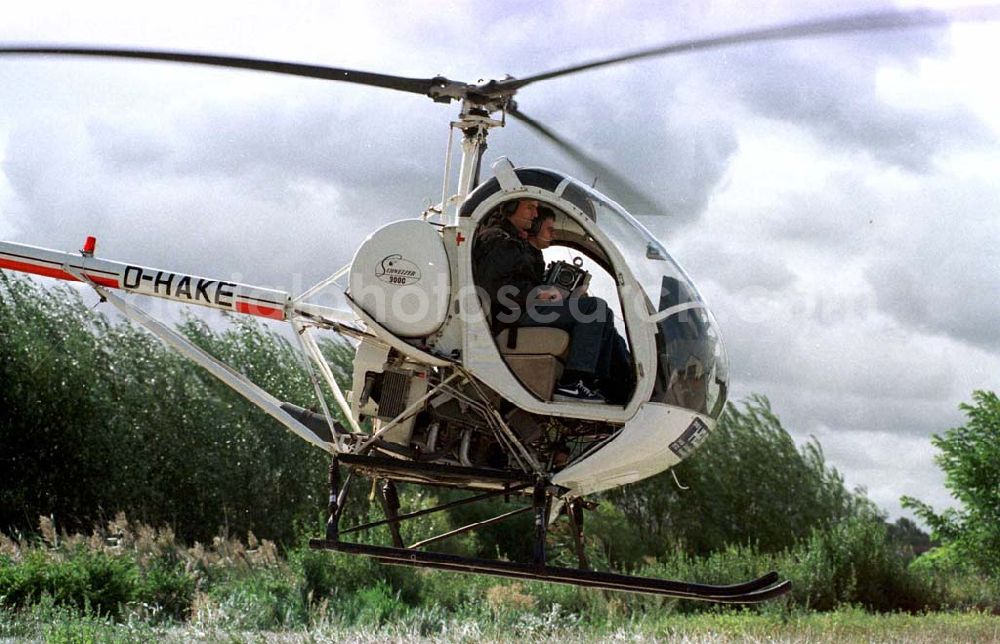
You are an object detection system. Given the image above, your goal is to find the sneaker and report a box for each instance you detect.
[553,380,606,403]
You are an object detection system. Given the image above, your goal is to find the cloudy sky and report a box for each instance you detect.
[2,0,998,523]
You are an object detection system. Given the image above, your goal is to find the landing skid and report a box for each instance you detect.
[310,539,791,602]
[314,455,791,603]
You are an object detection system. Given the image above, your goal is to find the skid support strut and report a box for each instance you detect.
[378,480,405,548]
[568,500,588,570]
[532,481,548,567]
[325,457,341,541]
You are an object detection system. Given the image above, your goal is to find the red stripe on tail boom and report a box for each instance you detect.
[0,257,119,288]
[235,300,285,320]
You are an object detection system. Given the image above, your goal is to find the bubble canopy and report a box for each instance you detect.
[462,167,729,420]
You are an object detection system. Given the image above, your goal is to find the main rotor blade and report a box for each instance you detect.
[508,106,662,216]
[0,46,458,98]
[501,5,1000,91]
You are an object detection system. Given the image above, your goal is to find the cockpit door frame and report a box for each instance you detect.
[456,187,655,422]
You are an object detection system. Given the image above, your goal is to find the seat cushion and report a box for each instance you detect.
[505,354,563,401]
[495,327,570,359]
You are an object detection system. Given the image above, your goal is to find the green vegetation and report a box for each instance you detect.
[4,601,997,642]
[1,273,998,638]
[0,272,352,545]
[0,517,998,640]
[605,395,867,560]
[903,391,1000,578]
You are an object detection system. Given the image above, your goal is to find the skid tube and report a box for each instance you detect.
[310,540,790,603]
[312,458,789,602]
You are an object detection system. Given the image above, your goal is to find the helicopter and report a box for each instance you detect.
[1,6,996,603]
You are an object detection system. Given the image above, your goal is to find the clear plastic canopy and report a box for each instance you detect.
[565,179,730,420]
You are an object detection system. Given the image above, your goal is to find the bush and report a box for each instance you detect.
[201,569,306,630]
[293,547,387,603]
[908,544,1000,612]
[351,580,406,625]
[0,549,137,619]
[903,391,1000,578]
[786,516,937,612]
[134,558,196,621]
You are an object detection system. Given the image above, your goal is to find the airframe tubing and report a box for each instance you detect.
[293,320,364,436]
[407,506,532,550]
[339,483,532,536]
[292,263,351,304]
[290,318,347,452]
[84,279,335,453]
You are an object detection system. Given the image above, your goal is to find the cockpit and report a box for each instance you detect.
[460,163,728,422]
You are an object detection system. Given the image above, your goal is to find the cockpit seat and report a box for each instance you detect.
[494,327,570,401]
[495,327,570,358]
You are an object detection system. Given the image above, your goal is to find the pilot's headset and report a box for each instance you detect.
[479,199,521,232]
[497,199,520,224]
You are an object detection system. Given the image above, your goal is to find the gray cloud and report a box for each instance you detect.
[761,181,883,249]
[2,0,1000,526]
[501,71,740,223]
[722,35,992,170]
[868,246,1000,351]
[674,236,797,292]
[2,84,455,291]
[865,173,1000,350]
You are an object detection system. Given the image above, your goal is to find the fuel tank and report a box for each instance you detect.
[349,220,452,338]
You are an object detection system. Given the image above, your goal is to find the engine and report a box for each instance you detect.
[348,337,614,471]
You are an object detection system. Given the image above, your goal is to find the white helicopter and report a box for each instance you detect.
[1,6,994,602]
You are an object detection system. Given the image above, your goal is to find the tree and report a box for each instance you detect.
[605,395,872,560]
[0,273,353,544]
[886,516,932,562]
[902,390,1000,577]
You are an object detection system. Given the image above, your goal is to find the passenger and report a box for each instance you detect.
[527,207,634,405]
[473,198,618,403]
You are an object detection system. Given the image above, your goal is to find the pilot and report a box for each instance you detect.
[473,198,617,403]
[527,207,635,405]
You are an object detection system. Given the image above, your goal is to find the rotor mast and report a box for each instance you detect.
[446,97,505,225]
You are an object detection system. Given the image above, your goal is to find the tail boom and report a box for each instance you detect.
[0,240,288,320]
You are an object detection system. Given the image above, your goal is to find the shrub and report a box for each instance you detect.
[352,580,406,625]
[199,568,307,630]
[908,544,1000,612]
[134,558,196,621]
[0,549,137,619]
[786,516,937,612]
[903,391,1000,578]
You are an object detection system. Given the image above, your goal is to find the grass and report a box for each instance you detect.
[3,603,999,643]
[2,514,998,642]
